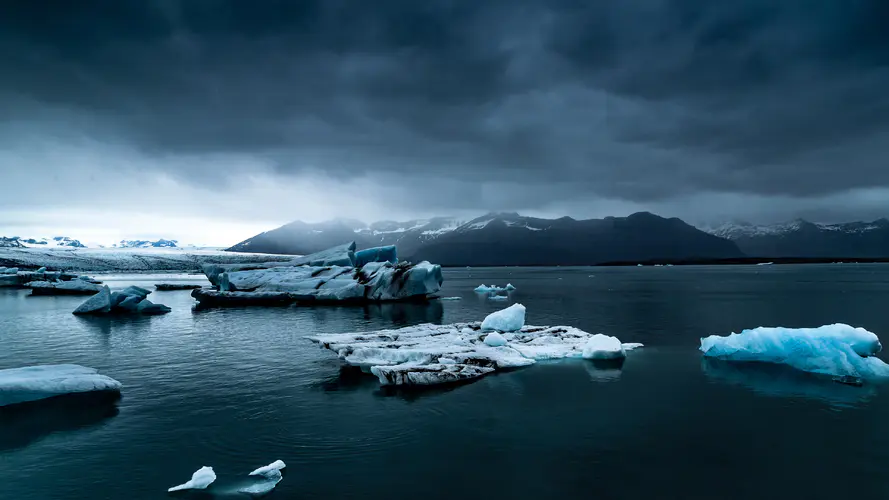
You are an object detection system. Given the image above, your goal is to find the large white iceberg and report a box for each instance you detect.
[308,317,643,387]
[700,324,889,379]
[0,364,122,407]
[481,303,526,332]
[168,466,216,492]
[194,242,442,306]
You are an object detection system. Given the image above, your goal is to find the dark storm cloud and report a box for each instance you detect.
[2,0,889,211]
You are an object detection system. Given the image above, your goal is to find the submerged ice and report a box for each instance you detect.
[700,324,889,379]
[308,305,642,387]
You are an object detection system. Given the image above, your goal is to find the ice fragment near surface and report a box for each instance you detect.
[240,460,286,495]
[481,303,526,332]
[475,284,516,293]
[0,364,122,407]
[168,466,216,492]
[700,324,889,379]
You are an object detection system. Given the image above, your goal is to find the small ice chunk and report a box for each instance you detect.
[481,303,526,332]
[505,283,516,291]
[168,466,216,492]
[488,295,508,301]
[483,332,508,347]
[36,267,47,273]
[582,334,626,360]
[622,342,644,351]
[475,284,514,293]
[439,296,462,301]
[249,460,286,477]
[438,357,457,364]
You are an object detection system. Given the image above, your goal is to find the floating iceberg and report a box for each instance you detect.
[0,364,122,407]
[488,295,509,301]
[474,283,516,293]
[239,460,287,495]
[73,285,171,315]
[25,280,102,296]
[168,466,216,492]
[700,324,889,379]
[194,242,442,306]
[582,334,627,360]
[308,310,642,387]
[481,303,526,332]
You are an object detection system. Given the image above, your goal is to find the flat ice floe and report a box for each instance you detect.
[25,279,102,295]
[700,324,889,379]
[308,307,642,387]
[0,364,122,407]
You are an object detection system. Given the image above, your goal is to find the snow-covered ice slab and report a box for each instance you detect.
[0,364,122,407]
[700,324,889,379]
[308,320,642,387]
[168,466,216,492]
[26,280,102,295]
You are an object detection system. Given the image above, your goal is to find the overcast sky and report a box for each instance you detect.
[3,1,889,246]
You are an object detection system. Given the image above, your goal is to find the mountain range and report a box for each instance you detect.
[0,237,185,249]
[227,212,745,265]
[704,218,889,258]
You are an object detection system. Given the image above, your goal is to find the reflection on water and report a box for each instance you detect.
[584,359,625,382]
[701,357,876,407]
[0,392,120,451]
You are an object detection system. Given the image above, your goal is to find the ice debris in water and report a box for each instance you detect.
[168,466,216,492]
[488,295,509,301]
[481,303,526,332]
[700,324,889,379]
[474,283,516,293]
[439,296,462,301]
[0,364,122,407]
[308,305,643,387]
[239,460,287,495]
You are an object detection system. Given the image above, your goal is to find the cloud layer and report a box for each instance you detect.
[2,1,888,243]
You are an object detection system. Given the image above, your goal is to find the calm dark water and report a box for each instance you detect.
[3,265,889,500]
